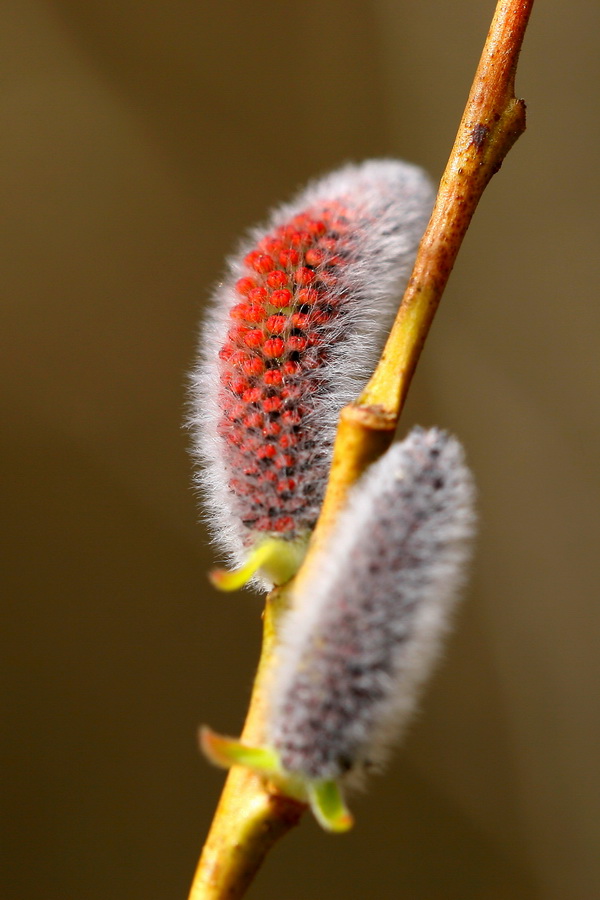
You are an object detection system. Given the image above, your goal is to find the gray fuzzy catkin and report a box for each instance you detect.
[189,160,434,573]
[268,428,476,783]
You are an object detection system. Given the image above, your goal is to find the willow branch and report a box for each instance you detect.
[188,584,306,900]
[188,1,534,897]
[308,0,533,552]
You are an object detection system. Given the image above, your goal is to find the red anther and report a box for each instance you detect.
[263,420,282,437]
[281,384,302,400]
[279,433,298,449]
[279,248,301,267]
[246,286,269,304]
[243,411,264,429]
[228,324,248,343]
[263,395,283,413]
[273,516,295,533]
[310,310,330,326]
[293,267,315,286]
[223,400,245,421]
[225,427,244,447]
[275,453,296,469]
[235,276,258,295]
[246,305,268,323]
[245,251,275,273]
[261,469,278,483]
[230,303,249,321]
[257,443,277,460]
[243,464,259,477]
[241,433,261,453]
[282,360,300,376]
[263,337,286,358]
[243,329,265,349]
[291,214,310,228]
[242,386,262,404]
[254,516,274,532]
[231,377,249,395]
[242,357,265,377]
[218,344,234,361]
[287,335,308,352]
[276,478,296,493]
[306,219,327,236]
[305,248,326,266]
[266,270,289,289]
[230,478,258,497]
[229,350,250,368]
[282,409,303,426]
[290,231,313,249]
[260,237,285,256]
[231,303,266,323]
[318,237,339,252]
[280,224,299,241]
[327,255,345,267]
[266,315,288,334]
[291,313,310,329]
[263,369,283,386]
[296,288,319,305]
[269,289,293,309]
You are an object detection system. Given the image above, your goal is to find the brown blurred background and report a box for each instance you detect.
[2,1,599,898]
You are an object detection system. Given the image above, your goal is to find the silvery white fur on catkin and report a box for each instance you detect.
[188,160,434,571]
[268,427,476,784]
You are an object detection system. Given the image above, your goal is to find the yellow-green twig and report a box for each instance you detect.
[308,0,533,555]
[188,586,306,900]
[188,1,534,896]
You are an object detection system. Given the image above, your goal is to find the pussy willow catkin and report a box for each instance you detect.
[190,161,433,578]
[268,428,476,784]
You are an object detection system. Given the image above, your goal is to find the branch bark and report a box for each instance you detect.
[309,0,533,551]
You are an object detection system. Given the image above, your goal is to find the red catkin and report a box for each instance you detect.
[190,160,434,575]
